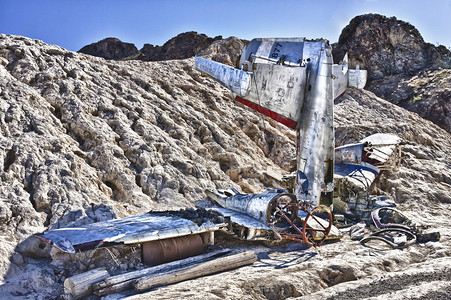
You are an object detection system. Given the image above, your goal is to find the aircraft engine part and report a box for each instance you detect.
[141,234,205,266]
[210,188,295,224]
[208,189,333,246]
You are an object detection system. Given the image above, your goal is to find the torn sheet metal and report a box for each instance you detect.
[207,206,276,241]
[334,163,380,190]
[34,209,226,253]
[360,133,402,169]
[332,134,402,223]
[335,143,365,165]
[335,133,401,168]
[207,207,272,230]
[205,188,289,241]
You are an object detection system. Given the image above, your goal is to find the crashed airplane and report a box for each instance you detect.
[35,37,401,265]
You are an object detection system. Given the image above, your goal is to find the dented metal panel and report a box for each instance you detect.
[335,143,365,164]
[295,40,335,206]
[207,207,272,230]
[239,38,307,67]
[244,63,307,125]
[360,133,402,146]
[332,54,349,99]
[334,163,380,190]
[207,188,288,224]
[34,210,225,253]
[332,64,348,99]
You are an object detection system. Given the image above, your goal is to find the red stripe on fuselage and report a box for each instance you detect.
[235,96,298,129]
[333,91,346,102]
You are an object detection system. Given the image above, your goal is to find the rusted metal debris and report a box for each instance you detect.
[34,209,226,254]
[362,207,441,248]
[206,188,334,247]
[141,234,205,266]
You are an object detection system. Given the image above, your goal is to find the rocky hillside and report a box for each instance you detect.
[79,37,139,60]
[0,33,293,291]
[368,68,451,132]
[332,14,450,80]
[78,32,246,65]
[333,14,451,133]
[0,33,450,299]
[137,31,222,61]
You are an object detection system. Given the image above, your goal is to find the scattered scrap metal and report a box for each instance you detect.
[359,207,440,249]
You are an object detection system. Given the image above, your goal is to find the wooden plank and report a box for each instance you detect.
[95,280,133,297]
[93,248,231,296]
[64,268,109,299]
[134,250,257,292]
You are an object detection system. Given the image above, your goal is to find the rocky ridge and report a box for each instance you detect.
[0,29,450,298]
[78,37,140,60]
[333,14,451,132]
[137,31,222,61]
[332,14,450,80]
[78,32,246,66]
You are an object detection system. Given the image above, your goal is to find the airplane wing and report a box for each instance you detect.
[195,57,250,97]
[34,210,225,253]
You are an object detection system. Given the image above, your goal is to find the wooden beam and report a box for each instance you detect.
[134,250,257,292]
[93,248,231,296]
[64,268,109,299]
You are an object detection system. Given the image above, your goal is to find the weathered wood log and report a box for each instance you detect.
[93,248,231,296]
[134,250,257,292]
[95,280,133,297]
[64,268,109,299]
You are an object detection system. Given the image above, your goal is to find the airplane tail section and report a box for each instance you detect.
[195,38,369,206]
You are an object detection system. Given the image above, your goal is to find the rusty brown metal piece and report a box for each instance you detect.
[141,234,205,266]
[302,205,333,246]
[270,199,332,247]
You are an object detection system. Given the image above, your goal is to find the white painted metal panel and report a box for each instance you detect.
[194,56,250,96]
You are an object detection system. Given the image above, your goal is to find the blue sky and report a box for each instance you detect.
[1,0,450,52]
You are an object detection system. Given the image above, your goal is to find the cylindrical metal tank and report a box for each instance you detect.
[141,234,205,266]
